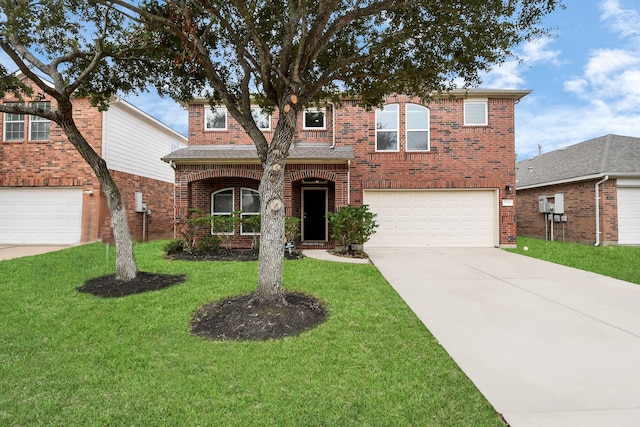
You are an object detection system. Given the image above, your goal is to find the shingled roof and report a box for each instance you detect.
[516,134,640,189]
[163,144,354,164]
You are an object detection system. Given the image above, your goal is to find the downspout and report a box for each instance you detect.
[594,175,609,246]
[328,101,336,148]
[347,159,351,205]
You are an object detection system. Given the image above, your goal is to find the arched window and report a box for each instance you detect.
[211,188,234,234]
[240,188,260,235]
[406,104,430,151]
[375,103,399,151]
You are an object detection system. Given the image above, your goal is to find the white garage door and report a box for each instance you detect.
[0,187,83,244]
[363,190,497,248]
[618,186,640,245]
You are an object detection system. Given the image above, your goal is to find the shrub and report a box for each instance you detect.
[284,217,301,242]
[178,208,214,254]
[163,239,184,254]
[327,204,378,247]
[197,235,221,253]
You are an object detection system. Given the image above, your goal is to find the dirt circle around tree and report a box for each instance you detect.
[76,272,187,298]
[190,292,328,341]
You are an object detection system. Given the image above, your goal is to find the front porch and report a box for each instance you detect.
[165,145,354,249]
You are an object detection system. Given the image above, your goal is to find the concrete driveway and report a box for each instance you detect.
[367,247,640,427]
[0,245,71,261]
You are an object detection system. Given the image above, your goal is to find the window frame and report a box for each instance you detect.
[375,103,400,152]
[204,106,228,131]
[463,99,488,126]
[251,107,271,131]
[28,101,51,141]
[211,188,235,235]
[405,103,430,152]
[303,107,326,130]
[240,187,261,235]
[3,102,25,142]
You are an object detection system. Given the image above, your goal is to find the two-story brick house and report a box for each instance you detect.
[0,75,187,245]
[163,89,529,249]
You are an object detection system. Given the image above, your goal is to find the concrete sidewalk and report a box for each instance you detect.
[0,245,71,261]
[367,247,640,427]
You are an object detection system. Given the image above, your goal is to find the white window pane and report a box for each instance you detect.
[464,102,487,125]
[376,132,398,151]
[251,109,270,130]
[30,122,50,140]
[304,110,325,128]
[407,104,429,129]
[241,189,260,213]
[206,107,227,129]
[407,131,429,151]
[376,104,398,130]
[213,189,233,213]
[5,122,24,140]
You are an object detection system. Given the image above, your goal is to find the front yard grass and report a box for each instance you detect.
[0,241,503,426]
[507,237,640,285]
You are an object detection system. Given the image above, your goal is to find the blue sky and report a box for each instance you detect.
[3,0,639,162]
[482,0,640,160]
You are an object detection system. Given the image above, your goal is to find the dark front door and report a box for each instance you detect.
[302,188,327,241]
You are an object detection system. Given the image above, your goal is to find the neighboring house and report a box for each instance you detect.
[0,75,188,245]
[516,134,640,245]
[163,90,529,249]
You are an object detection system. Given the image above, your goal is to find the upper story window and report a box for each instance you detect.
[211,188,234,234]
[240,188,260,235]
[303,108,326,130]
[464,99,488,126]
[375,103,399,151]
[29,101,51,141]
[251,107,271,130]
[3,102,24,141]
[205,106,227,130]
[406,104,430,151]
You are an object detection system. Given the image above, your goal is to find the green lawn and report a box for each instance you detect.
[507,237,640,285]
[0,241,503,426]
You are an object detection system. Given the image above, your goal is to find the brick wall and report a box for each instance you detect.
[1,79,177,243]
[516,179,619,244]
[183,94,518,245]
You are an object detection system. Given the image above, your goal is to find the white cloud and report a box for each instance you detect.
[601,0,640,39]
[481,38,562,89]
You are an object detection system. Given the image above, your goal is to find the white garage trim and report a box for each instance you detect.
[363,189,498,248]
[617,186,640,245]
[0,187,83,244]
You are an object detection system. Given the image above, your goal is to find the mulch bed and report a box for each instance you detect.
[190,292,327,341]
[76,272,187,298]
[167,248,305,261]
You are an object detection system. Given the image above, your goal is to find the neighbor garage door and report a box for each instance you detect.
[363,190,497,248]
[0,187,83,244]
[618,185,640,245]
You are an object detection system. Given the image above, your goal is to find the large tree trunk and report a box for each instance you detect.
[57,101,139,281]
[253,109,297,305]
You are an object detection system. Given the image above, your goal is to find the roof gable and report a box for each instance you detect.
[516,134,640,188]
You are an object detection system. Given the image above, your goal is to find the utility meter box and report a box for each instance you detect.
[135,192,146,212]
[554,193,565,214]
[538,196,548,213]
